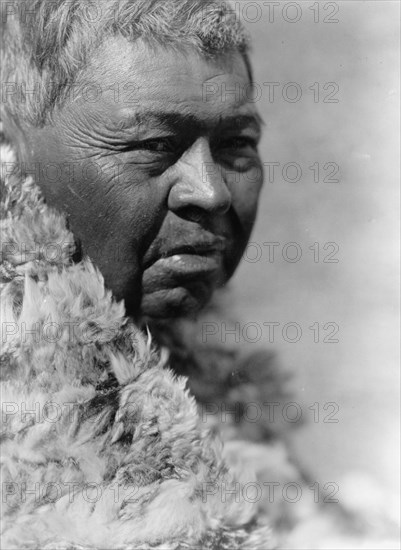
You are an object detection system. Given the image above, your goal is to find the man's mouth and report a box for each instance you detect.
[142,236,227,271]
[142,252,221,292]
[140,237,227,317]
[142,237,226,302]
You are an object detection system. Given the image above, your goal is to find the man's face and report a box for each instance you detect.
[23,38,264,320]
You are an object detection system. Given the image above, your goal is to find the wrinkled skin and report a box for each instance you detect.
[22,38,264,321]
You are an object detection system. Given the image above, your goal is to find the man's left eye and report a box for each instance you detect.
[218,136,258,151]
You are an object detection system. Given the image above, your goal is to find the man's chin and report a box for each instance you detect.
[140,283,214,320]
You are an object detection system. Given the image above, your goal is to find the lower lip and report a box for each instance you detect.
[149,253,221,277]
[141,254,222,315]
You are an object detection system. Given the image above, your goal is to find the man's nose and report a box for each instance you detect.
[168,137,231,220]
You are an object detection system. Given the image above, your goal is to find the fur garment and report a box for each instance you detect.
[0,139,278,548]
[1,139,399,550]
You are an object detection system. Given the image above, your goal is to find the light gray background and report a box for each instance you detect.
[222,0,399,501]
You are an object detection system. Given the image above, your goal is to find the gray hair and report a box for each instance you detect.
[1,0,252,129]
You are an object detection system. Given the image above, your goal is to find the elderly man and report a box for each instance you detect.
[4,1,393,549]
[0,1,282,548]
[2,0,264,322]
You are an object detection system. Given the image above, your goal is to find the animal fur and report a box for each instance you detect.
[1,138,399,550]
[0,138,281,549]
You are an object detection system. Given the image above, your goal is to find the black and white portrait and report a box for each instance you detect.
[1,1,399,548]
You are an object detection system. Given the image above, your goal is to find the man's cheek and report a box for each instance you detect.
[228,167,263,222]
[230,194,260,239]
[93,242,143,316]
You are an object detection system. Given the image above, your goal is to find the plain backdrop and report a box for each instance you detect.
[216,0,399,501]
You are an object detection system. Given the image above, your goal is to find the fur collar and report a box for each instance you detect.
[0,141,277,548]
[3,139,397,550]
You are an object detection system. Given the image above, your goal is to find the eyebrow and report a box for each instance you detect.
[118,111,264,134]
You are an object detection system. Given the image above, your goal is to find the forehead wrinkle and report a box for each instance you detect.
[117,111,202,132]
[116,110,263,134]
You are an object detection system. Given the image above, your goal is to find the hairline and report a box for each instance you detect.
[2,0,254,130]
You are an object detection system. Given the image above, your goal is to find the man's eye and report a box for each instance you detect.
[140,138,174,153]
[123,138,176,154]
[214,136,260,173]
[218,136,258,151]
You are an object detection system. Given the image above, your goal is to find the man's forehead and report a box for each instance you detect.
[116,110,264,133]
[76,38,263,137]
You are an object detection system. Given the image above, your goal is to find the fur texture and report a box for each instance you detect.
[0,141,277,549]
[1,139,399,550]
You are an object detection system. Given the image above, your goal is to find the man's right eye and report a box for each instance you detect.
[124,138,176,154]
[140,139,174,153]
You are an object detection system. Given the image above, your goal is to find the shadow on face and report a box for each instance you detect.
[22,38,264,321]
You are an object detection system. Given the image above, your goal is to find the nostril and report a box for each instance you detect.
[176,205,207,224]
